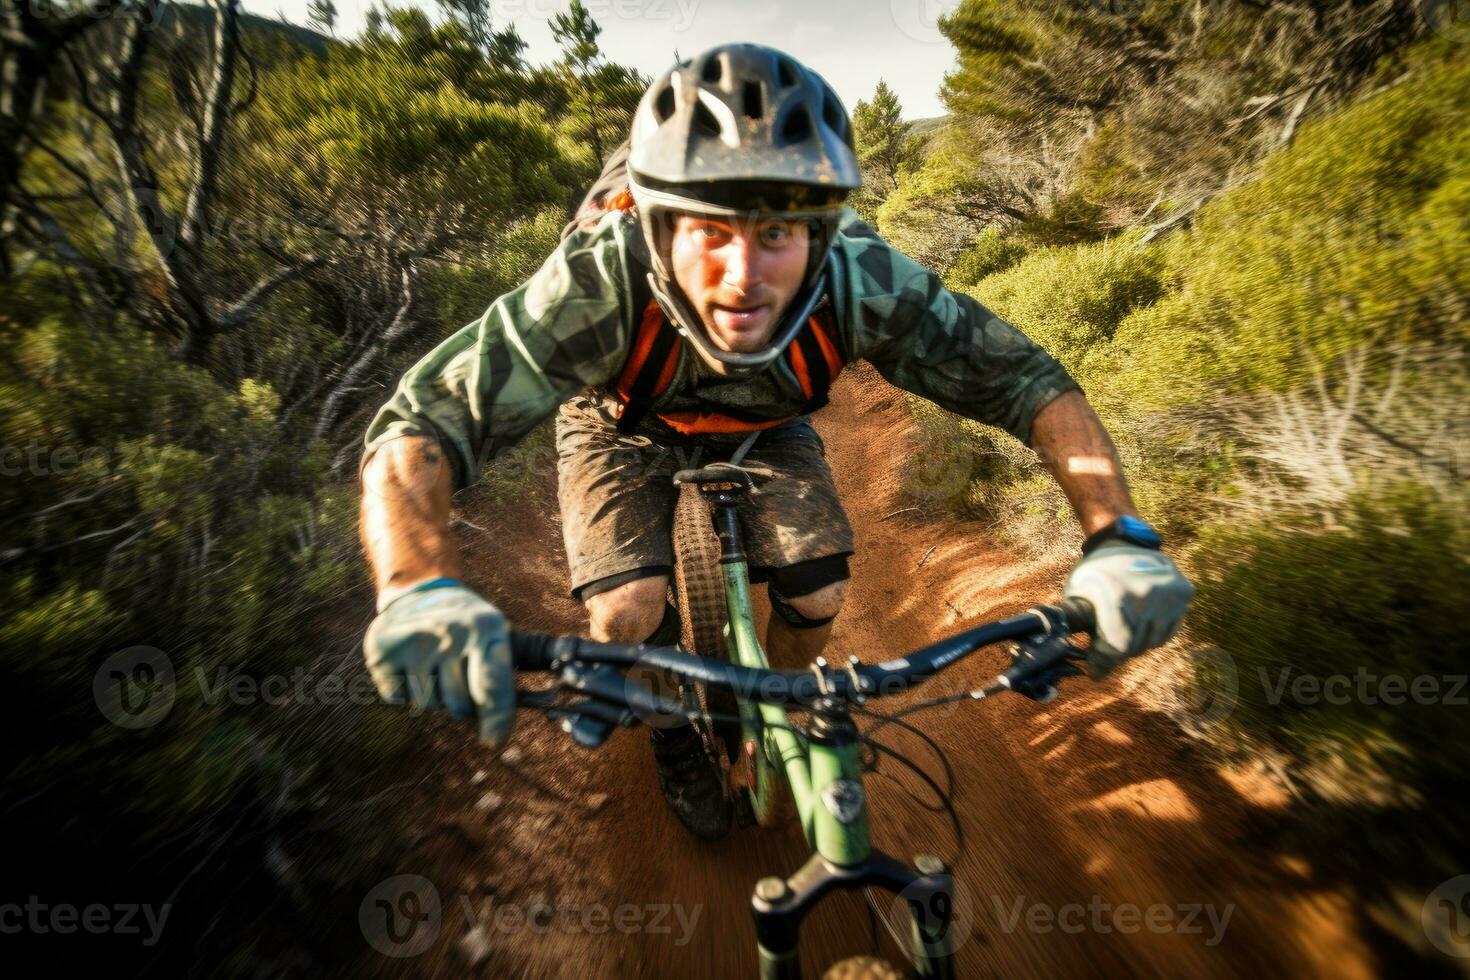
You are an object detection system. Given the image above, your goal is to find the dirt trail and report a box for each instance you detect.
[387,366,1372,979]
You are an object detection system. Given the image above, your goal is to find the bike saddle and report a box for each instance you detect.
[673,462,759,489]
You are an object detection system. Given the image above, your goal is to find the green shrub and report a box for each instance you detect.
[1187,481,1469,799]
[942,226,1029,291]
[1106,48,1470,407]
[973,229,1166,375]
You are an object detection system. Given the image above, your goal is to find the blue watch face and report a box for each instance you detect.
[1118,515,1162,548]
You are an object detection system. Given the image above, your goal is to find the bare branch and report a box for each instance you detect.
[180,0,243,253]
[313,264,419,442]
[216,256,326,331]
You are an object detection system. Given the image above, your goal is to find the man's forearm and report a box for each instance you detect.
[1029,391,1138,535]
[359,436,462,602]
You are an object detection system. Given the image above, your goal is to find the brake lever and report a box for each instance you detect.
[558,661,687,725]
[1000,633,1085,702]
[546,699,639,748]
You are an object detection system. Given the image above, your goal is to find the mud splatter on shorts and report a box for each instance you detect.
[555,391,854,600]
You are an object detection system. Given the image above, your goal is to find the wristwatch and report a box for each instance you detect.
[1081,514,1162,555]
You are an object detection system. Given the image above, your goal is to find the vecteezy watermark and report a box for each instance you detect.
[1177,645,1238,730]
[0,897,171,946]
[456,893,703,945]
[361,875,442,958]
[1260,668,1468,707]
[93,649,396,728]
[888,0,964,44]
[94,646,176,729]
[1423,875,1470,958]
[1,441,128,477]
[487,0,699,31]
[892,865,977,956]
[4,0,170,29]
[990,895,1235,947]
[1425,0,1470,43]
[359,874,704,958]
[0,438,231,480]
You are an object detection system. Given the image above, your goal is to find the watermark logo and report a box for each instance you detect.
[905,439,979,503]
[360,874,442,958]
[0,897,171,945]
[1423,875,1470,958]
[359,875,705,958]
[888,0,963,44]
[94,649,414,728]
[487,0,699,31]
[1260,667,1467,707]
[1425,0,1470,43]
[88,186,177,272]
[11,0,170,30]
[1178,646,1238,730]
[93,646,175,729]
[991,894,1234,946]
[892,868,976,957]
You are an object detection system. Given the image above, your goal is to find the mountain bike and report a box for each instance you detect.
[510,461,1100,979]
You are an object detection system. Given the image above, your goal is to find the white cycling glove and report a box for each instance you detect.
[1064,540,1195,678]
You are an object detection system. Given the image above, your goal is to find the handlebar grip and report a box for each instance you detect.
[508,631,555,670]
[1059,596,1096,634]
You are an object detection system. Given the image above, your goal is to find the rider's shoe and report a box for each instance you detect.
[650,724,731,841]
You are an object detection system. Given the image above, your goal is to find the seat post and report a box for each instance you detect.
[702,487,747,565]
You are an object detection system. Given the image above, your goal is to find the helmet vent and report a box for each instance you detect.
[691,100,723,139]
[654,84,676,122]
[776,57,799,88]
[778,105,812,145]
[701,55,722,84]
[821,95,845,137]
[742,81,764,120]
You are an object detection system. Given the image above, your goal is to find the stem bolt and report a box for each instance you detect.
[755,877,789,903]
[914,854,947,877]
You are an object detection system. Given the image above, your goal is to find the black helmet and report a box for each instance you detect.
[628,43,861,377]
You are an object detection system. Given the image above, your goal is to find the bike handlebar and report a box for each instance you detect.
[509,597,1096,714]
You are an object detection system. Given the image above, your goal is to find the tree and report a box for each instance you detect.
[550,0,602,72]
[435,0,491,52]
[549,0,643,167]
[930,0,1426,235]
[849,80,923,225]
[486,24,528,70]
[306,0,337,35]
[0,0,127,272]
[240,8,568,459]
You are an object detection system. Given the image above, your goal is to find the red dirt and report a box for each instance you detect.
[374,366,1371,979]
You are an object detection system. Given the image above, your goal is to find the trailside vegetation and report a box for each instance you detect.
[865,3,1468,887]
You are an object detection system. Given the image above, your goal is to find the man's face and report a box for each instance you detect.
[668,214,811,354]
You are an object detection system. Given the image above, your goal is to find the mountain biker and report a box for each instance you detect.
[358,43,1194,841]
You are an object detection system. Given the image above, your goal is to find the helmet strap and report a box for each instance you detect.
[636,206,839,378]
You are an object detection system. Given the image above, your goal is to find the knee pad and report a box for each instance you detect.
[768,586,836,630]
[764,554,849,629]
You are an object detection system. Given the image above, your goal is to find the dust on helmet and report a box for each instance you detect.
[627,43,862,377]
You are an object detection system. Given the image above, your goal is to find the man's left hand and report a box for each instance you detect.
[1063,542,1195,677]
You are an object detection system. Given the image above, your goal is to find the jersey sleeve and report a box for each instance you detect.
[831,212,1079,446]
[361,215,635,491]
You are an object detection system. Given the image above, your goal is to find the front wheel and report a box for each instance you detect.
[671,484,741,763]
[821,956,902,980]
[671,485,791,828]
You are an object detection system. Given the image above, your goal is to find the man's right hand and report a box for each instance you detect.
[363,580,516,746]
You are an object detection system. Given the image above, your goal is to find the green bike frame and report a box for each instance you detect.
[719,556,870,864]
[691,479,956,980]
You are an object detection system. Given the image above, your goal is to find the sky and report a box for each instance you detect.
[239,0,963,120]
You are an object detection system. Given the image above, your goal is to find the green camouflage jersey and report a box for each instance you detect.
[363,208,1078,492]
